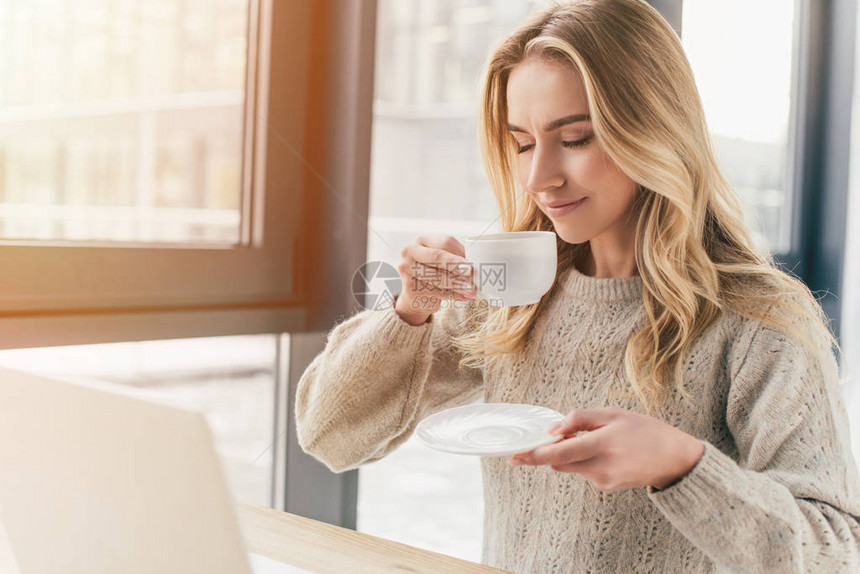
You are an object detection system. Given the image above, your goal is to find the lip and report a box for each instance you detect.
[545,197,587,217]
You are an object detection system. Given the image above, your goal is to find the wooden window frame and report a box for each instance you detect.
[0,0,375,349]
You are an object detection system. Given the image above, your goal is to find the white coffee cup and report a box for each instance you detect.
[463,231,557,307]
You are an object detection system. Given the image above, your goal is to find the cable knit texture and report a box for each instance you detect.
[295,265,860,573]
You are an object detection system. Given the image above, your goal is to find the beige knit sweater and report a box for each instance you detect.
[295,265,860,573]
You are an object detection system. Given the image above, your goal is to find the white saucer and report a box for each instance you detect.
[415,403,566,456]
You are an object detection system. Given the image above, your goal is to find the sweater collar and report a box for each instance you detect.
[560,264,643,302]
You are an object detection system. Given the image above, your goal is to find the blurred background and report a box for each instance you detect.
[0,0,857,564]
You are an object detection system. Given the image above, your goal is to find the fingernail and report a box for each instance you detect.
[509,458,525,466]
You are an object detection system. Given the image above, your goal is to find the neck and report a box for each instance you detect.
[579,240,637,279]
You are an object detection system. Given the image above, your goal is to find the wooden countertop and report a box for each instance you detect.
[237,502,511,574]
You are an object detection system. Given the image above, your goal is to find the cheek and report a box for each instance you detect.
[573,148,616,187]
[604,163,640,210]
[575,150,637,201]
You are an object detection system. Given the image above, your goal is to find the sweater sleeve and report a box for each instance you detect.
[294,301,484,473]
[646,308,860,573]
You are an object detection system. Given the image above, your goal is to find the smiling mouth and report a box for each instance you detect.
[544,197,588,215]
[550,200,580,208]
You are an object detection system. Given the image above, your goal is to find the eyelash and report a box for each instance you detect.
[516,136,593,155]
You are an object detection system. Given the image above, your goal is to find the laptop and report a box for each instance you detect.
[0,366,308,574]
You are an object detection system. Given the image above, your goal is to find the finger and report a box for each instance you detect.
[549,456,604,475]
[410,277,476,301]
[410,242,472,278]
[553,408,620,436]
[398,251,475,294]
[508,433,563,459]
[400,289,466,316]
[409,265,475,294]
[417,234,467,260]
[411,272,476,298]
[510,429,603,467]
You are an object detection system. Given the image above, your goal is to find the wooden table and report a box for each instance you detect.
[238,503,511,574]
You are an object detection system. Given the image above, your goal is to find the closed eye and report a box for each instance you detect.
[562,136,593,149]
[516,136,593,155]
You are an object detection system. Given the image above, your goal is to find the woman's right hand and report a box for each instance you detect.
[394,234,477,325]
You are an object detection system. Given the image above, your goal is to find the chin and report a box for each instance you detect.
[552,223,591,245]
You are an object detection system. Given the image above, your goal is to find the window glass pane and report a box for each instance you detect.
[841,4,860,475]
[682,0,796,254]
[361,0,551,562]
[0,0,248,243]
[0,334,277,506]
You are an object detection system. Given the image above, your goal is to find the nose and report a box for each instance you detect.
[525,145,564,196]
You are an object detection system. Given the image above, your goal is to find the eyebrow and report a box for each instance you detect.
[506,114,591,133]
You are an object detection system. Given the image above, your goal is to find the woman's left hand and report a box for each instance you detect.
[509,407,705,492]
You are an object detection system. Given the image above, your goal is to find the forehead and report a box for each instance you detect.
[506,59,589,126]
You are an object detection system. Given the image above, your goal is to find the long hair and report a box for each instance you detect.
[451,0,842,415]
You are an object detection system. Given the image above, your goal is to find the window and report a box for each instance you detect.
[0,0,322,349]
[0,0,247,244]
[682,0,797,255]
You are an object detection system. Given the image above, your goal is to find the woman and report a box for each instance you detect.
[295,0,860,571]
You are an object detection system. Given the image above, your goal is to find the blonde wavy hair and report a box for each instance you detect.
[452,0,842,415]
